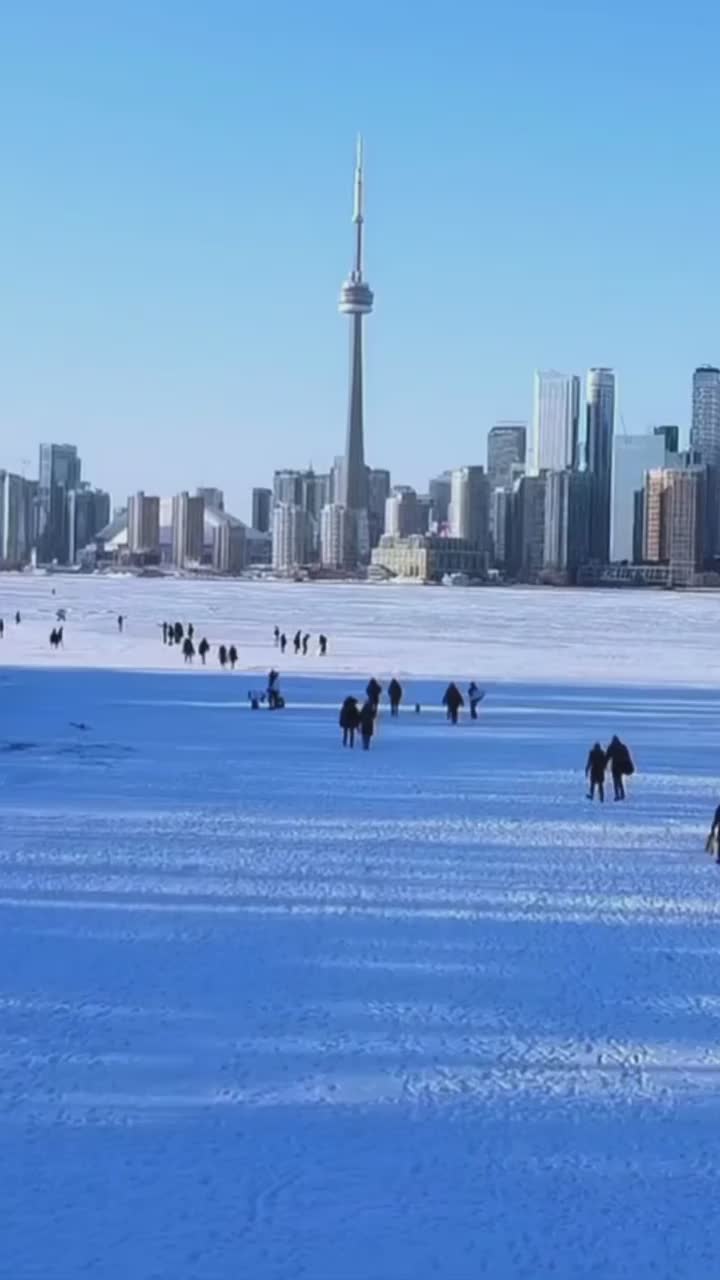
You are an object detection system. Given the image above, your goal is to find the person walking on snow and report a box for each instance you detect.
[359,700,376,750]
[274,626,280,647]
[162,621,168,644]
[182,637,195,664]
[442,682,464,725]
[293,630,302,655]
[218,644,228,669]
[318,634,327,657]
[366,677,382,711]
[117,615,124,633]
[198,637,210,665]
[339,696,360,748]
[388,678,403,717]
[302,633,310,656]
[229,645,238,670]
[605,735,634,801]
[468,682,484,720]
[0,619,4,638]
[280,633,288,655]
[586,742,607,802]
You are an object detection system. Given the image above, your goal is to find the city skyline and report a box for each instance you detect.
[2,4,720,513]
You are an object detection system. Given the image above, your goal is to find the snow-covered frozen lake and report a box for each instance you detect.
[3,662,720,1278]
[1,572,720,683]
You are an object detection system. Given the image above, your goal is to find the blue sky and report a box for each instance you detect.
[1,0,719,517]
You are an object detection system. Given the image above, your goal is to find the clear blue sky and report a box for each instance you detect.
[1,0,719,518]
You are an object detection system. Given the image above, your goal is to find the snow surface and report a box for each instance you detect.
[1,572,720,683]
[4,658,720,1278]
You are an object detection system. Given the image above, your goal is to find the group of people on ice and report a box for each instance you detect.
[273,627,328,657]
[337,677,487,749]
[585,736,635,802]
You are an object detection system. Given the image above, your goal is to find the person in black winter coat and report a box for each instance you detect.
[586,743,607,802]
[280,633,287,654]
[293,630,302,655]
[229,645,238,670]
[302,633,310,656]
[366,677,382,710]
[359,701,376,750]
[388,678,403,717]
[442,682,464,725]
[174,621,184,645]
[339,696,360,748]
[183,637,195,664]
[605,735,634,800]
[198,637,210,665]
[318,634,327,656]
[218,644,228,668]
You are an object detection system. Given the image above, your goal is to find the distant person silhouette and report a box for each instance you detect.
[229,645,238,670]
[388,678,403,717]
[339,696,360,748]
[318,634,327,656]
[586,743,607,802]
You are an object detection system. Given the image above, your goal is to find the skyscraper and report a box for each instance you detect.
[0,472,34,565]
[127,492,161,558]
[252,487,272,533]
[67,486,111,564]
[669,467,706,585]
[272,503,311,573]
[532,373,580,473]
[171,492,205,568]
[196,487,224,512]
[428,472,452,527]
[609,434,666,562]
[691,366,720,467]
[320,504,351,569]
[487,423,527,491]
[449,467,490,550]
[586,368,616,562]
[368,468,391,547]
[36,443,81,564]
[273,470,303,507]
[338,138,374,562]
[543,470,590,580]
[654,425,679,455]
[385,487,421,537]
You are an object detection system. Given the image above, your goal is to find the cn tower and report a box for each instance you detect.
[339,137,373,554]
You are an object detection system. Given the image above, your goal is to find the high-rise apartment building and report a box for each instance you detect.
[532,373,580,474]
[610,434,667,562]
[273,470,303,507]
[508,473,546,581]
[36,443,82,564]
[0,472,35,565]
[301,471,330,521]
[449,466,490,549]
[543,470,591,579]
[212,519,246,574]
[368,468,391,547]
[127,492,161,558]
[196,487,224,512]
[487,423,527,491]
[252,487,272,533]
[586,368,616,562]
[385,487,421,538]
[171,492,205,568]
[272,502,311,573]
[320,503,351,569]
[643,469,674,563]
[691,366,720,467]
[654,425,680,456]
[428,472,452,527]
[67,486,111,564]
[669,467,706,585]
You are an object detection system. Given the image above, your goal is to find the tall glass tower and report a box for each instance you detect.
[586,368,616,563]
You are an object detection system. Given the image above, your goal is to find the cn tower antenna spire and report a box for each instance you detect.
[353,133,364,279]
